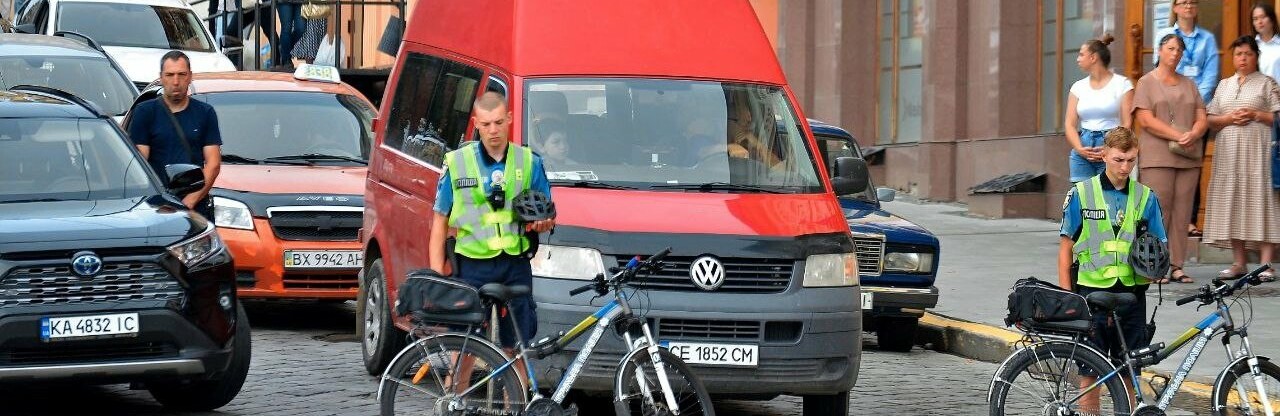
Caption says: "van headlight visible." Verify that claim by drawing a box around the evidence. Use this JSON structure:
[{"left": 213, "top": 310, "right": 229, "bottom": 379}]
[
  {"left": 802, "top": 253, "right": 859, "bottom": 287},
  {"left": 168, "top": 224, "right": 224, "bottom": 267},
  {"left": 530, "top": 245, "right": 605, "bottom": 280},
  {"left": 883, "top": 251, "right": 934, "bottom": 273},
  {"left": 212, "top": 197, "right": 254, "bottom": 230}
]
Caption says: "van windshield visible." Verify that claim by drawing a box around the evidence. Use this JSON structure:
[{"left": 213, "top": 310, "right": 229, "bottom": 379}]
[
  {"left": 525, "top": 79, "right": 823, "bottom": 193},
  {"left": 0, "top": 118, "right": 155, "bottom": 203}
]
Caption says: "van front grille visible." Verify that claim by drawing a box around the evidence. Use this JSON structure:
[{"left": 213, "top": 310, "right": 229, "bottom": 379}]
[
  {"left": 615, "top": 256, "right": 792, "bottom": 293},
  {"left": 657, "top": 319, "right": 761, "bottom": 341}
]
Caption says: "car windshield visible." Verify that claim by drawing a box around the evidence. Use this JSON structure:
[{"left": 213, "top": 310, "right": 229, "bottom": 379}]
[
  {"left": 0, "top": 117, "right": 155, "bottom": 203},
  {"left": 0, "top": 55, "right": 137, "bottom": 116},
  {"left": 199, "top": 91, "right": 375, "bottom": 164},
  {"left": 56, "top": 2, "right": 214, "bottom": 52},
  {"left": 525, "top": 79, "right": 823, "bottom": 193}
]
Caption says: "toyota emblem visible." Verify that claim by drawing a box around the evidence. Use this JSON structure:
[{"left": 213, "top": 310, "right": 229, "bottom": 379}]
[
  {"left": 71, "top": 251, "right": 103, "bottom": 277},
  {"left": 689, "top": 256, "right": 725, "bottom": 291}
]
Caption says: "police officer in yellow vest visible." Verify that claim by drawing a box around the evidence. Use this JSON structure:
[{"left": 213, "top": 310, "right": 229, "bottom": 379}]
[
  {"left": 429, "top": 92, "right": 554, "bottom": 349},
  {"left": 1058, "top": 127, "right": 1167, "bottom": 366}
]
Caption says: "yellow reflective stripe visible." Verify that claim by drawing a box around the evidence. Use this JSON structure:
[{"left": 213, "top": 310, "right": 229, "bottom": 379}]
[
  {"left": 482, "top": 211, "right": 514, "bottom": 224},
  {"left": 485, "top": 235, "right": 519, "bottom": 250},
  {"left": 1100, "top": 240, "right": 1131, "bottom": 253}
]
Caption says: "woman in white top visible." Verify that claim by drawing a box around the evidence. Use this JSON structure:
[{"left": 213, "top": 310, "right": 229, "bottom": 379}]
[
  {"left": 1064, "top": 34, "right": 1135, "bottom": 183},
  {"left": 1254, "top": 3, "right": 1280, "bottom": 81}
]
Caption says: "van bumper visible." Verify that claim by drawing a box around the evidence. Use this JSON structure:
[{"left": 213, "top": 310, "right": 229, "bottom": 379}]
[{"left": 530, "top": 280, "right": 861, "bottom": 397}]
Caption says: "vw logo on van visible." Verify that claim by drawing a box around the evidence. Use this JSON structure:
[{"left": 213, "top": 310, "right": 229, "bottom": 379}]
[
  {"left": 689, "top": 256, "right": 725, "bottom": 291},
  {"left": 70, "top": 251, "right": 104, "bottom": 277}
]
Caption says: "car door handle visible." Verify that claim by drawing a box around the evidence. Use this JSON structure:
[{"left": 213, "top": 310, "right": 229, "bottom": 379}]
[{"left": 411, "top": 179, "right": 427, "bottom": 186}]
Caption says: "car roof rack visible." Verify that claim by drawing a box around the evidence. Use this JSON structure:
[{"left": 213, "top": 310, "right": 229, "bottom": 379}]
[
  {"left": 8, "top": 85, "right": 107, "bottom": 118},
  {"left": 53, "top": 30, "right": 107, "bottom": 53}
]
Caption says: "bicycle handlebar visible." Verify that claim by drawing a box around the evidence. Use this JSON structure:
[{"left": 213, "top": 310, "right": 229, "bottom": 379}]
[
  {"left": 1176, "top": 263, "right": 1271, "bottom": 306},
  {"left": 566, "top": 247, "right": 672, "bottom": 297}
]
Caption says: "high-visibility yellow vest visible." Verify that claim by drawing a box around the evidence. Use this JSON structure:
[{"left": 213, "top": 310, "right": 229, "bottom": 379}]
[
  {"left": 446, "top": 142, "right": 534, "bottom": 259},
  {"left": 1073, "top": 175, "right": 1151, "bottom": 288}
]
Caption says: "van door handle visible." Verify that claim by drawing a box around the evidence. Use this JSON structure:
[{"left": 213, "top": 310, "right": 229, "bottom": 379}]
[{"left": 411, "top": 179, "right": 427, "bottom": 186}]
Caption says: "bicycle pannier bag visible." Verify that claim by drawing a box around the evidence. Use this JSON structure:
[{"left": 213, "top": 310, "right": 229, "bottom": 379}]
[
  {"left": 1005, "top": 276, "right": 1091, "bottom": 327},
  {"left": 395, "top": 269, "right": 485, "bottom": 325}
]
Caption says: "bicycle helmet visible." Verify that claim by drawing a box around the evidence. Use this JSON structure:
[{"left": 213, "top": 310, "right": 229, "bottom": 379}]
[
  {"left": 1129, "top": 229, "right": 1170, "bottom": 281},
  {"left": 513, "top": 190, "right": 556, "bottom": 222}
]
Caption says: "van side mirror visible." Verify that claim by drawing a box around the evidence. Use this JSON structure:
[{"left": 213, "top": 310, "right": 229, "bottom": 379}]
[
  {"left": 830, "top": 157, "right": 869, "bottom": 196},
  {"left": 164, "top": 164, "right": 205, "bottom": 197},
  {"left": 15, "top": 23, "right": 36, "bottom": 34}
]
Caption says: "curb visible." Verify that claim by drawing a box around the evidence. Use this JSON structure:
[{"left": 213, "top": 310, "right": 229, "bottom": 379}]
[{"left": 917, "top": 312, "right": 1215, "bottom": 411}]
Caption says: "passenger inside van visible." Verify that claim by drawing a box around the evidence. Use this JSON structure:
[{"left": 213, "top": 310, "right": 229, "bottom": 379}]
[{"left": 531, "top": 119, "right": 575, "bottom": 169}]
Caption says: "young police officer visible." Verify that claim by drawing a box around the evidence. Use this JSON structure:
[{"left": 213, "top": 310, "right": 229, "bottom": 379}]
[
  {"left": 1058, "top": 127, "right": 1168, "bottom": 407},
  {"left": 428, "top": 91, "right": 554, "bottom": 351}
]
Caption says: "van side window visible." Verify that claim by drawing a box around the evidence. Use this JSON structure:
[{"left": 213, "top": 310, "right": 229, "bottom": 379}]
[{"left": 383, "top": 53, "right": 482, "bottom": 167}]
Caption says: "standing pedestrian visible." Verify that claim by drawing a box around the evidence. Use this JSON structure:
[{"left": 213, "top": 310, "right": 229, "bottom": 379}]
[
  {"left": 1134, "top": 34, "right": 1207, "bottom": 284},
  {"left": 1203, "top": 36, "right": 1280, "bottom": 282},
  {"left": 274, "top": 0, "right": 305, "bottom": 69},
  {"left": 1058, "top": 127, "right": 1167, "bottom": 409},
  {"left": 291, "top": 0, "right": 330, "bottom": 65},
  {"left": 428, "top": 91, "right": 554, "bottom": 354},
  {"left": 127, "top": 51, "right": 223, "bottom": 220},
  {"left": 1254, "top": 3, "right": 1280, "bottom": 82},
  {"left": 1156, "top": 0, "right": 1219, "bottom": 237},
  {"left": 1065, "top": 34, "right": 1134, "bottom": 183}
]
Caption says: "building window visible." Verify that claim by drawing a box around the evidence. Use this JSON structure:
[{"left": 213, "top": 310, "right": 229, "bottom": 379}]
[
  {"left": 1040, "top": 0, "right": 1107, "bottom": 133},
  {"left": 877, "top": 0, "right": 924, "bottom": 144}
]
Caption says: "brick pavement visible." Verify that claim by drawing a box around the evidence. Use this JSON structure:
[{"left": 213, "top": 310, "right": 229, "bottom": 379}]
[{"left": 0, "top": 301, "right": 1201, "bottom": 415}]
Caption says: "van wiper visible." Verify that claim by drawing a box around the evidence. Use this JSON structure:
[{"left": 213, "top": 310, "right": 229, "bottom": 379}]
[
  {"left": 648, "top": 182, "right": 785, "bottom": 194},
  {"left": 551, "top": 180, "right": 637, "bottom": 190},
  {"left": 223, "top": 154, "right": 312, "bottom": 166},
  {"left": 265, "top": 154, "right": 367, "bottom": 165}
]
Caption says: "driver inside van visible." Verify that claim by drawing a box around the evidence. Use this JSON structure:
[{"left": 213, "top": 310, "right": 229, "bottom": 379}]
[{"left": 726, "top": 92, "right": 782, "bottom": 167}]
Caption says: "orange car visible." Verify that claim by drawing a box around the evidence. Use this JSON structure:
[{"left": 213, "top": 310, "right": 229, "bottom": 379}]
[{"left": 125, "top": 65, "right": 377, "bottom": 300}]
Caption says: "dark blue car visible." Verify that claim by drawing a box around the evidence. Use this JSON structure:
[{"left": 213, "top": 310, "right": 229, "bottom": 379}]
[{"left": 810, "top": 119, "right": 940, "bottom": 352}]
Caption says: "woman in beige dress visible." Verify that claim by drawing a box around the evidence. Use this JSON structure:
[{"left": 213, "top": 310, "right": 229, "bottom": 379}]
[
  {"left": 1204, "top": 36, "right": 1280, "bottom": 282},
  {"left": 1134, "top": 33, "right": 1208, "bottom": 284}
]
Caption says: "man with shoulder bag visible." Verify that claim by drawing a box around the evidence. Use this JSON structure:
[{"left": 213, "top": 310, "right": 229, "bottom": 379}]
[{"left": 127, "top": 51, "right": 223, "bottom": 220}]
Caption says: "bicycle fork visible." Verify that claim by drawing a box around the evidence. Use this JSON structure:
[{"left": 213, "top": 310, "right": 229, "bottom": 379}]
[
  {"left": 623, "top": 325, "right": 681, "bottom": 414},
  {"left": 1230, "top": 335, "right": 1275, "bottom": 416}
]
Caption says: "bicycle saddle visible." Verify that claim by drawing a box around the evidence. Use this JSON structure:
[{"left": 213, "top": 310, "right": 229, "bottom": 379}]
[
  {"left": 1085, "top": 291, "right": 1137, "bottom": 312},
  {"left": 479, "top": 283, "right": 532, "bottom": 302}
]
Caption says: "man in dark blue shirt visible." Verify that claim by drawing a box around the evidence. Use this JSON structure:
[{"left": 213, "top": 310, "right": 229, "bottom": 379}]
[{"left": 128, "top": 51, "right": 223, "bottom": 220}]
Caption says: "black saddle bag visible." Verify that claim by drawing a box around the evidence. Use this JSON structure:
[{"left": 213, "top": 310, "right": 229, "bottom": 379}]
[
  {"left": 395, "top": 270, "right": 486, "bottom": 325},
  {"left": 1005, "top": 277, "right": 1092, "bottom": 328}
]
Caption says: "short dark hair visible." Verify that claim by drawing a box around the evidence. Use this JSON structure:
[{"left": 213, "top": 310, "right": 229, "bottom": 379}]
[
  {"left": 1155, "top": 34, "right": 1187, "bottom": 67},
  {"left": 160, "top": 50, "right": 191, "bottom": 72},
  {"left": 1104, "top": 127, "right": 1138, "bottom": 152},
  {"left": 1230, "top": 35, "right": 1262, "bottom": 55}
]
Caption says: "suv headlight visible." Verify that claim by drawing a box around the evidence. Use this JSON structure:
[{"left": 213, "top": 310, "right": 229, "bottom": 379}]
[
  {"left": 212, "top": 197, "right": 254, "bottom": 230},
  {"left": 530, "top": 245, "right": 605, "bottom": 280},
  {"left": 803, "top": 253, "right": 859, "bottom": 287},
  {"left": 168, "top": 224, "right": 224, "bottom": 267},
  {"left": 883, "top": 251, "right": 934, "bottom": 273}
]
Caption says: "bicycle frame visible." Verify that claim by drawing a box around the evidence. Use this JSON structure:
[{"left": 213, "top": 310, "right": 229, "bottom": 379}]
[{"left": 451, "top": 288, "right": 679, "bottom": 413}]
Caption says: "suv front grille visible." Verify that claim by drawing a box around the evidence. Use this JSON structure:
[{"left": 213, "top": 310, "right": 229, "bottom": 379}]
[
  {"left": 852, "top": 236, "right": 885, "bottom": 276},
  {"left": 268, "top": 210, "right": 362, "bottom": 241},
  {"left": 0, "top": 262, "right": 183, "bottom": 307},
  {"left": 615, "top": 256, "right": 793, "bottom": 293},
  {"left": 0, "top": 342, "right": 178, "bottom": 365}
]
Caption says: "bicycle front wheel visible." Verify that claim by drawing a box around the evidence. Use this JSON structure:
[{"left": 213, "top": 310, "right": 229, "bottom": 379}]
[
  {"left": 378, "top": 334, "right": 526, "bottom": 416},
  {"left": 989, "top": 342, "right": 1132, "bottom": 416},
  {"left": 1212, "top": 358, "right": 1280, "bottom": 416},
  {"left": 613, "top": 348, "right": 715, "bottom": 416}
]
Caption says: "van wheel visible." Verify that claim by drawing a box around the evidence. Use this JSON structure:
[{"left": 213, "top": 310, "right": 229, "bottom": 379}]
[
  {"left": 359, "top": 258, "right": 404, "bottom": 375},
  {"left": 876, "top": 317, "right": 918, "bottom": 352},
  {"left": 150, "top": 303, "right": 251, "bottom": 410},
  {"left": 802, "top": 391, "right": 849, "bottom": 416}
]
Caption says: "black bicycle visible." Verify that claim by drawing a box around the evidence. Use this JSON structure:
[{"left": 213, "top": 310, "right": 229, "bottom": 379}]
[{"left": 377, "top": 248, "right": 715, "bottom": 416}]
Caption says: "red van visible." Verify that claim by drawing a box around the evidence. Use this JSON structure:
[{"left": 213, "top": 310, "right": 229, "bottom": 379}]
[{"left": 359, "top": 1, "right": 869, "bottom": 413}]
